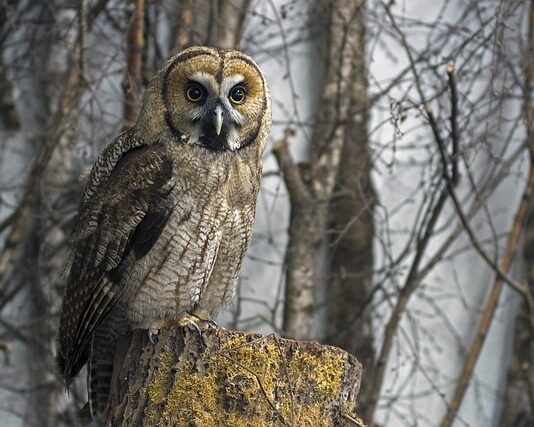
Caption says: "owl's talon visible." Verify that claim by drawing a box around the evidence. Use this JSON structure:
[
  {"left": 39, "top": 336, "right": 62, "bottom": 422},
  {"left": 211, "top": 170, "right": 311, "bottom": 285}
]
[
  {"left": 201, "top": 318, "right": 218, "bottom": 328},
  {"left": 148, "top": 328, "right": 159, "bottom": 344},
  {"left": 186, "top": 320, "right": 202, "bottom": 336},
  {"left": 178, "top": 315, "right": 204, "bottom": 340}
]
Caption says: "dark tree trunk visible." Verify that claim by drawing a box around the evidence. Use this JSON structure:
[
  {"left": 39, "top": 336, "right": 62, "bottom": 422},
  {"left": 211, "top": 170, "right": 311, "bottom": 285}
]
[{"left": 324, "top": 0, "right": 376, "bottom": 415}]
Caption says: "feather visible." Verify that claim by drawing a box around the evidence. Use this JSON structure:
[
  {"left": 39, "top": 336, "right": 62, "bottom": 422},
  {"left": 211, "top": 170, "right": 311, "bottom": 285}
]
[{"left": 58, "top": 141, "right": 174, "bottom": 383}]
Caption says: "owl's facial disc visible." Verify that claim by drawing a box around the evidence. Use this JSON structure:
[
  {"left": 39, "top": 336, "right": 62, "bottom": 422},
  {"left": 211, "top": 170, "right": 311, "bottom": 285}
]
[
  {"left": 160, "top": 48, "right": 269, "bottom": 154},
  {"left": 185, "top": 73, "right": 246, "bottom": 152}
]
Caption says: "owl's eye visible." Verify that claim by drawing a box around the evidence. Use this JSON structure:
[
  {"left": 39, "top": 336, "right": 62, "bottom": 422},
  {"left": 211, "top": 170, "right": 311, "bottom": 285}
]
[
  {"left": 185, "top": 84, "right": 205, "bottom": 103},
  {"left": 229, "top": 85, "right": 246, "bottom": 104}
]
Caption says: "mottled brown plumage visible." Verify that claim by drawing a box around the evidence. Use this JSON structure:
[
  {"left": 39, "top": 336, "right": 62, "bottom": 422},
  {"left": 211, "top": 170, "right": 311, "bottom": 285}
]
[{"left": 57, "top": 46, "right": 271, "bottom": 418}]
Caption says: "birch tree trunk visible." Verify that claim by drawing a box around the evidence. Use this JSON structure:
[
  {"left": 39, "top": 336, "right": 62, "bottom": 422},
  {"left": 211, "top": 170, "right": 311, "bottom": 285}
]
[{"left": 278, "top": 0, "right": 373, "bottom": 344}]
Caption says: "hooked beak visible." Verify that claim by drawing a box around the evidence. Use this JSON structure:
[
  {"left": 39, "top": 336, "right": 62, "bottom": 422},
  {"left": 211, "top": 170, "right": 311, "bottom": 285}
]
[{"left": 214, "top": 105, "right": 223, "bottom": 136}]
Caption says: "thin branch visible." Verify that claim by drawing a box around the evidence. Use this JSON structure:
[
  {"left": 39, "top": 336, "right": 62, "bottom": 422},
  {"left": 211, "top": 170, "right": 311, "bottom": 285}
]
[{"left": 447, "top": 64, "right": 459, "bottom": 185}]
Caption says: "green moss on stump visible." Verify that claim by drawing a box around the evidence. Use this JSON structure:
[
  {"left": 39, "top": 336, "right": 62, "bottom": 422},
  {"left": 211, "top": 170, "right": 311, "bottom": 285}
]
[{"left": 108, "top": 325, "right": 362, "bottom": 426}]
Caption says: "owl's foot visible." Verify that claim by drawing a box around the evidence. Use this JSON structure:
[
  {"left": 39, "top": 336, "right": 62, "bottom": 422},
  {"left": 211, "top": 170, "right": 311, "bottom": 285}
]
[
  {"left": 197, "top": 317, "right": 218, "bottom": 328},
  {"left": 178, "top": 314, "right": 203, "bottom": 337},
  {"left": 143, "top": 319, "right": 169, "bottom": 344},
  {"left": 191, "top": 308, "right": 219, "bottom": 329},
  {"left": 148, "top": 328, "right": 159, "bottom": 344}
]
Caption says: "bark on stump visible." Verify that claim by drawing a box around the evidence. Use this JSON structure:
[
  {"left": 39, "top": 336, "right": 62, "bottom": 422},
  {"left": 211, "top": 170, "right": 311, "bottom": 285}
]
[{"left": 105, "top": 323, "right": 364, "bottom": 426}]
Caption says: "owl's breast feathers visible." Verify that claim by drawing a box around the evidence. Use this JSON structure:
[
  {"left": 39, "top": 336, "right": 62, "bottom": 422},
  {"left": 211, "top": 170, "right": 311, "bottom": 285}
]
[
  {"left": 57, "top": 140, "right": 174, "bottom": 383},
  {"left": 57, "top": 135, "right": 261, "bottom": 384}
]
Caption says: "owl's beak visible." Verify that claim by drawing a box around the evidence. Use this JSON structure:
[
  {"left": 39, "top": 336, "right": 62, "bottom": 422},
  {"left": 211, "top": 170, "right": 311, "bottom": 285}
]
[{"left": 213, "top": 105, "right": 224, "bottom": 136}]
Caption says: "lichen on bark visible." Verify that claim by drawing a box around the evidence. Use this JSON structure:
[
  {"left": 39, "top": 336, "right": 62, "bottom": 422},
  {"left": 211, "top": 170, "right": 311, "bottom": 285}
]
[{"left": 106, "top": 324, "right": 363, "bottom": 426}]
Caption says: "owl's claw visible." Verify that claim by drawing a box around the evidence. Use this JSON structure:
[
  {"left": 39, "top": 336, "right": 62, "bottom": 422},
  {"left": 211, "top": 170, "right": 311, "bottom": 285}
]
[
  {"left": 148, "top": 328, "right": 159, "bottom": 344},
  {"left": 202, "top": 318, "right": 219, "bottom": 328},
  {"left": 178, "top": 315, "right": 202, "bottom": 336},
  {"left": 190, "top": 308, "right": 218, "bottom": 329}
]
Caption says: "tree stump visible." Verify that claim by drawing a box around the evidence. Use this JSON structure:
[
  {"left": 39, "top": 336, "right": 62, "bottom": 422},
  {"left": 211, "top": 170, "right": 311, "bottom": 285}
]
[{"left": 105, "top": 323, "right": 364, "bottom": 426}]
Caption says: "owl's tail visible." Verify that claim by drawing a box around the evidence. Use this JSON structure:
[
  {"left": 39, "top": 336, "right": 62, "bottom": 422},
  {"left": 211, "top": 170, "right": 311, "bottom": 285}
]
[
  {"left": 87, "top": 332, "right": 115, "bottom": 419},
  {"left": 86, "top": 309, "right": 128, "bottom": 420}
]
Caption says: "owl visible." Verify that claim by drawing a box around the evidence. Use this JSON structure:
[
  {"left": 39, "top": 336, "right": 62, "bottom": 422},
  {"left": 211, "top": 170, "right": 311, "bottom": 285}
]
[{"left": 57, "top": 46, "right": 271, "bottom": 418}]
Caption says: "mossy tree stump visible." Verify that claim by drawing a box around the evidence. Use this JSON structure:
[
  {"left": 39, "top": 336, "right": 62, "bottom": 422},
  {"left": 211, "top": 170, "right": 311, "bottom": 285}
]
[{"left": 105, "top": 323, "right": 364, "bottom": 426}]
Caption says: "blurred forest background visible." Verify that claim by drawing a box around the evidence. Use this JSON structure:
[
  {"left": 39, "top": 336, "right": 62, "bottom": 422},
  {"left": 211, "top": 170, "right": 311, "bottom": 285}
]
[{"left": 0, "top": 0, "right": 533, "bottom": 426}]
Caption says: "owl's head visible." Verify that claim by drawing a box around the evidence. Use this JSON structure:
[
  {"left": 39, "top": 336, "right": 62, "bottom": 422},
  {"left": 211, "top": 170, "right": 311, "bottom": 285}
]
[{"left": 138, "top": 46, "right": 271, "bottom": 154}]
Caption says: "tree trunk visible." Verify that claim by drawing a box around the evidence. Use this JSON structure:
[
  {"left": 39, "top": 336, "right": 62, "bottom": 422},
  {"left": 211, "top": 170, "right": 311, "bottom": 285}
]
[
  {"left": 283, "top": 199, "right": 323, "bottom": 339},
  {"left": 105, "top": 324, "right": 364, "bottom": 426},
  {"left": 278, "top": 0, "right": 367, "bottom": 342},
  {"left": 324, "top": 0, "right": 375, "bottom": 415},
  {"left": 172, "top": 0, "right": 249, "bottom": 51}
]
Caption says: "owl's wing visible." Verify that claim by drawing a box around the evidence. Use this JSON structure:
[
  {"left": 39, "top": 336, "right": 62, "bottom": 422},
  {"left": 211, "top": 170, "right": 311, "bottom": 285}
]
[{"left": 58, "top": 143, "right": 174, "bottom": 383}]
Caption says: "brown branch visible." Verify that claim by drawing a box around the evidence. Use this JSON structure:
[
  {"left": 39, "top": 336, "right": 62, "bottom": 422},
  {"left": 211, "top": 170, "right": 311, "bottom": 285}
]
[
  {"left": 170, "top": 1, "right": 193, "bottom": 54},
  {"left": 122, "top": 0, "right": 144, "bottom": 129},
  {"left": 446, "top": 180, "right": 532, "bottom": 300},
  {"left": 417, "top": 142, "right": 526, "bottom": 281}
]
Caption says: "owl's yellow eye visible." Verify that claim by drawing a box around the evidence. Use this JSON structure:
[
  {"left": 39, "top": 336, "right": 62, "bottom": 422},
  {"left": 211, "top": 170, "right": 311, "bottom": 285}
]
[
  {"left": 185, "top": 84, "right": 205, "bottom": 103},
  {"left": 229, "top": 85, "right": 246, "bottom": 104}
]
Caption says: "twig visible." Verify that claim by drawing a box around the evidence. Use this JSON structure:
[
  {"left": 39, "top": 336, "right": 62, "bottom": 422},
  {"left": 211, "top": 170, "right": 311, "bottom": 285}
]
[
  {"left": 343, "top": 413, "right": 367, "bottom": 426},
  {"left": 220, "top": 352, "right": 291, "bottom": 426},
  {"left": 447, "top": 64, "right": 459, "bottom": 185},
  {"left": 0, "top": 211, "right": 16, "bottom": 234}
]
